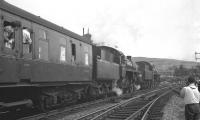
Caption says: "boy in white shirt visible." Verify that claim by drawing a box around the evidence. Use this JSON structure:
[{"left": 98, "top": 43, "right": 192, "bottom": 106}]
[{"left": 178, "top": 76, "right": 200, "bottom": 120}]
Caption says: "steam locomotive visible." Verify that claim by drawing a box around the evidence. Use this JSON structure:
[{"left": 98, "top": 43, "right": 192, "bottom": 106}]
[{"left": 0, "top": 1, "right": 160, "bottom": 112}]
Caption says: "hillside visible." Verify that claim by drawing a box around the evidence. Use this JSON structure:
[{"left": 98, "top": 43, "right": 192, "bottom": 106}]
[{"left": 133, "top": 57, "right": 198, "bottom": 72}]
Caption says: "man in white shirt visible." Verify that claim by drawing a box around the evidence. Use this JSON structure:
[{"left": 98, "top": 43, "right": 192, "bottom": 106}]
[{"left": 180, "top": 76, "right": 200, "bottom": 120}]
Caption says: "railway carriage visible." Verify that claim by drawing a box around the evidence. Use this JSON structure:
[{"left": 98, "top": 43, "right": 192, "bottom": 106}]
[
  {"left": 0, "top": 0, "right": 93, "bottom": 111},
  {"left": 0, "top": 0, "right": 160, "bottom": 112}
]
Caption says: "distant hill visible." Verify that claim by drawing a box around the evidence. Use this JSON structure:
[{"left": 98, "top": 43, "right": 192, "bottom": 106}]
[{"left": 133, "top": 57, "right": 198, "bottom": 72}]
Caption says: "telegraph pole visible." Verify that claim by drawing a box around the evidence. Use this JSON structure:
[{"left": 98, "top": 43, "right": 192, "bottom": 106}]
[
  {"left": 195, "top": 52, "right": 200, "bottom": 62},
  {"left": 195, "top": 52, "right": 200, "bottom": 81}
]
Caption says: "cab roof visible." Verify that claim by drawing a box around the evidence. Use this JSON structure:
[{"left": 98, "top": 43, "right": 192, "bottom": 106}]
[{"left": 97, "top": 46, "right": 124, "bottom": 56}]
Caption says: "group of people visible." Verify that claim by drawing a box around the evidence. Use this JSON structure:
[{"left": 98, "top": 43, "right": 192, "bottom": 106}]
[{"left": 172, "top": 76, "right": 200, "bottom": 120}]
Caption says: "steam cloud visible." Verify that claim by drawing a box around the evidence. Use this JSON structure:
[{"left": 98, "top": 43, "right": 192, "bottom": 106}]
[
  {"left": 112, "top": 87, "right": 123, "bottom": 96},
  {"left": 8, "top": 0, "right": 200, "bottom": 61}
]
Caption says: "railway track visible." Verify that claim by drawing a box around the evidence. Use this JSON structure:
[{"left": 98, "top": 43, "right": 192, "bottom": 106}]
[
  {"left": 80, "top": 87, "right": 175, "bottom": 120},
  {"left": 141, "top": 89, "right": 175, "bottom": 120},
  {"left": 16, "top": 96, "right": 118, "bottom": 120},
  {"left": 5, "top": 86, "right": 173, "bottom": 120},
  {"left": 15, "top": 89, "right": 148, "bottom": 120},
  {"left": 66, "top": 87, "right": 174, "bottom": 120}
]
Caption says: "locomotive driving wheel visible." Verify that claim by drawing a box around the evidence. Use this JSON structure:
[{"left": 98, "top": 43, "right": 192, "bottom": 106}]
[
  {"left": 37, "top": 88, "right": 79, "bottom": 112},
  {"left": 38, "top": 94, "right": 50, "bottom": 112},
  {"left": 86, "top": 85, "right": 99, "bottom": 100}
]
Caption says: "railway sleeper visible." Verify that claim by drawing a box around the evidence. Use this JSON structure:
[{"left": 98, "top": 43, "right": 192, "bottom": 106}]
[
  {"left": 108, "top": 114, "right": 129, "bottom": 119},
  {"left": 142, "top": 93, "right": 157, "bottom": 100}
]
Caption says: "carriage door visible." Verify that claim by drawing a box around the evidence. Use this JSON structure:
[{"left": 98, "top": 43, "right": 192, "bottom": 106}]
[
  {"left": 1, "top": 15, "right": 21, "bottom": 57},
  {"left": 18, "top": 25, "right": 33, "bottom": 82},
  {"left": 0, "top": 15, "right": 21, "bottom": 82}
]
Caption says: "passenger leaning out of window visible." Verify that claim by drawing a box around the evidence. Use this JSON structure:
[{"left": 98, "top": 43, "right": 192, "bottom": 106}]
[{"left": 4, "top": 25, "right": 15, "bottom": 49}]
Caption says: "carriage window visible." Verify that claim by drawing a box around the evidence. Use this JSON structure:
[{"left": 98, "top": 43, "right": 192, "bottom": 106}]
[
  {"left": 85, "top": 53, "right": 89, "bottom": 65},
  {"left": 71, "top": 43, "right": 76, "bottom": 62},
  {"left": 3, "top": 21, "right": 15, "bottom": 49},
  {"left": 60, "top": 46, "right": 66, "bottom": 62},
  {"left": 38, "top": 40, "right": 48, "bottom": 61},
  {"left": 38, "top": 29, "right": 46, "bottom": 40},
  {"left": 22, "top": 28, "right": 32, "bottom": 54},
  {"left": 84, "top": 46, "right": 89, "bottom": 65},
  {"left": 38, "top": 47, "right": 41, "bottom": 59}
]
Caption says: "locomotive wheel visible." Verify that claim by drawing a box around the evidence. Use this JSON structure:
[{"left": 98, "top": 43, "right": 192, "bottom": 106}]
[
  {"left": 105, "top": 84, "right": 113, "bottom": 97},
  {"left": 38, "top": 90, "right": 78, "bottom": 112},
  {"left": 38, "top": 95, "right": 49, "bottom": 112},
  {"left": 99, "top": 84, "right": 108, "bottom": 96},
  {"left": 38, "top": 95, "right": 56, "bottom": 111},
  {"left": 86, "top": 86, "right": 99, "bottom": 100},
  {"left": 130, "top": 85, "right": 134, "bottom": 93}
]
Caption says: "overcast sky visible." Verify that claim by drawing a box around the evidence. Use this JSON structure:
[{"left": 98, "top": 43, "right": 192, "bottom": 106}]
[{"left": 5, "top": 0, "right": 200, "bottom": 61}]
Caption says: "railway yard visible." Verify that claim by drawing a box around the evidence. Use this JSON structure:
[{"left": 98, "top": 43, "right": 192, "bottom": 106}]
[{"left": 0, "top": 1, "right": 196, "bottom": 120}]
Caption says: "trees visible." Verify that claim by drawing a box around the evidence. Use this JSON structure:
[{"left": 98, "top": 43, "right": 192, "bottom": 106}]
[
  {"left": 174, "top": 65, "right": 189, "bottom": 77},
  {"left": 173, "top": 64, "right": 200, "bottom": 77}
]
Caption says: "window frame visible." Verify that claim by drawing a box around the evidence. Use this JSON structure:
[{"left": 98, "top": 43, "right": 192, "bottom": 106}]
[
  {"left": 22, "top": 27, "right": 33, "bottom": 58},
  {"left": 38, "top": 28, "right": 49, "bottom": 61},
  {"left": 3, "top": 20, "right": 16, "bottom": 51},
  {"left": 0, "top": 14, "right": 21, "bottom": 57},
  {"left": 83, "top": 46, "right": 89, "bottom": 66},
  {"left": 71, "top": 43, "right": 76, "bottom": 63},
  {"left": 59, "top": 45, "right": 66, "bottom": 62}
]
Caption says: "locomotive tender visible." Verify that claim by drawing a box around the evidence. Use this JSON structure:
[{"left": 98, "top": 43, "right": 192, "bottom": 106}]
[
  {"left": 0, "top": 0, "right": 159, "bottom": 111},
  {"left": 136, "top": 61, "right": 160, "bottom": 89}
]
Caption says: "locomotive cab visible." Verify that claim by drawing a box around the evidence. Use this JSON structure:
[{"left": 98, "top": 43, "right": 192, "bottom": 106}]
[{"left": 93, "top": 46, "right": 122, "bottom": 95}]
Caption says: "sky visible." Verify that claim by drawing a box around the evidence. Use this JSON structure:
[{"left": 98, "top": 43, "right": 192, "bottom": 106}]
[{"left": 5, "top": 0, "right": 200, "bottom": 61}]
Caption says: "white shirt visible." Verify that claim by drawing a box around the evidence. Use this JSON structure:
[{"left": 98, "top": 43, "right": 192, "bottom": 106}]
[{"left": 180, "top": 83, "right": 200, "bottom": 104}]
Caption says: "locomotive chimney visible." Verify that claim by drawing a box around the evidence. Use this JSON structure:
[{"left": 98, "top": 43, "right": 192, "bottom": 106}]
[
  {"left": 127, "top": 56, "right": 131, "bottom": 60},
  {"left": 83, "top": 28, "right": 85, "bottom": 36}
]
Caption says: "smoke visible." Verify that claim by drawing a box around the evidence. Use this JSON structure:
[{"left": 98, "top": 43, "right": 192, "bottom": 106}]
[
  {"left": 134, "top": 84, "right": 141, "bottom": 90},
  {"left": 89, "top": 0, "right": 200, "bottom": 61},
  {"left": 112, "top": 80, "right": 123, "bottom": 96},
  {"left": 112, "top": 87, "right": 123, "bottom": 96}
]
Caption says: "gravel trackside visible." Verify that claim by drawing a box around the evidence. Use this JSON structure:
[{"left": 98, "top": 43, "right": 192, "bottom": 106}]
[{"left": 162, "top": 95, "right": 185, "bottom": 120}]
